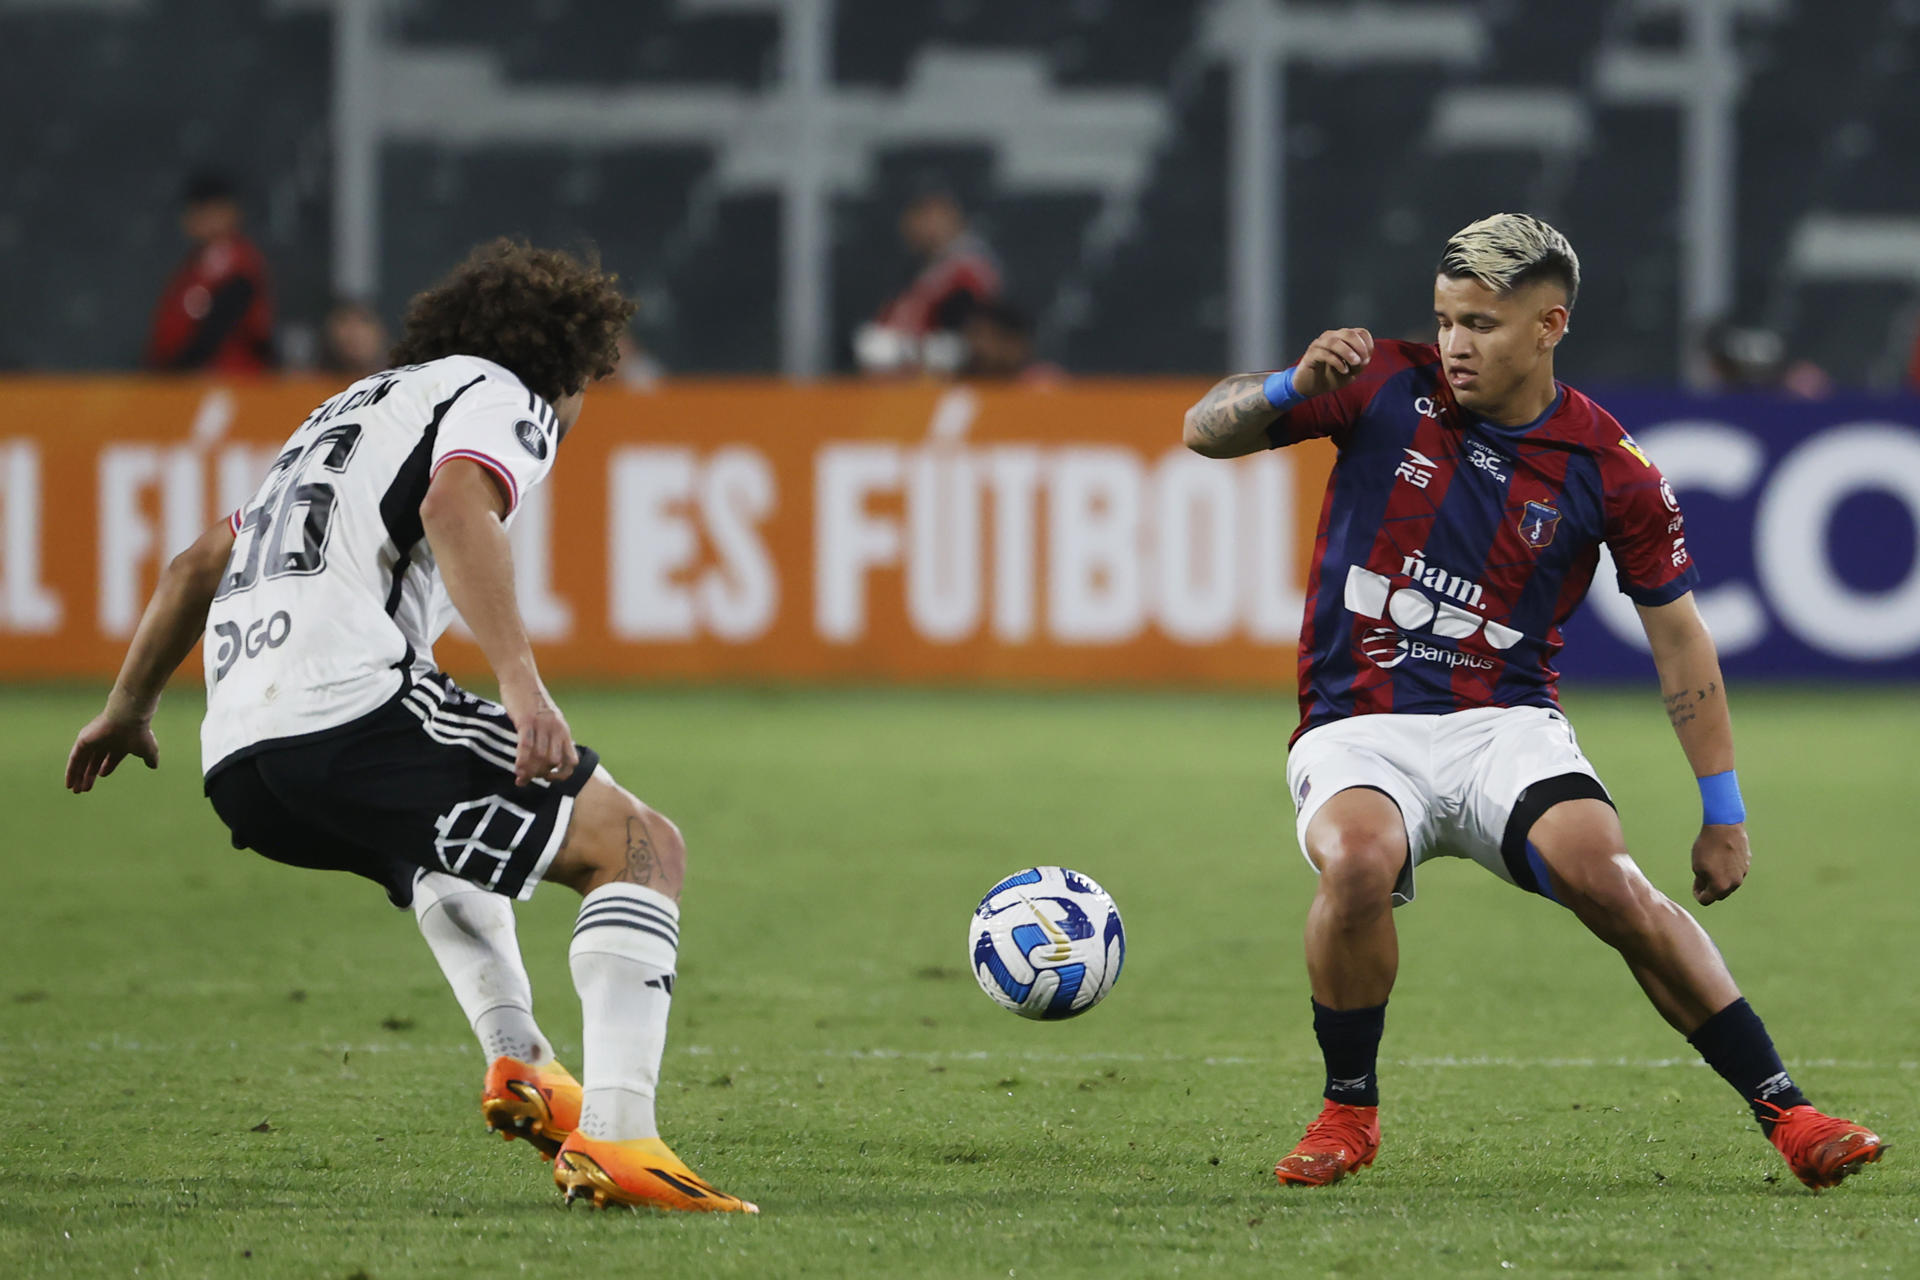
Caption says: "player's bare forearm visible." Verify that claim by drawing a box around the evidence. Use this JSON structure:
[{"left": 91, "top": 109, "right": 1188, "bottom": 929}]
[
  {"left": 1638, "top": 595, "right": 1734, "bottom": 777},
  {"left": 421, "top": 461, "right": 541, "bottom": 699},
  {"left": 1184, "top": 329, "right": 1375, "bottom": 459},
  {"left": 1183, "top": 373, "right": 1280, "bottom": 458},
  {"left": 110, "top": 521, "right": 234, "bottom": 718},
  {"left": 1639, "top": 593, "right": 1748, "bottom": 903},
  {"left": 421, "top": 460, "right": 578, "bottom": 783},
  {"left": 67, "top": 520, "right": 232, "bottom": 791}
]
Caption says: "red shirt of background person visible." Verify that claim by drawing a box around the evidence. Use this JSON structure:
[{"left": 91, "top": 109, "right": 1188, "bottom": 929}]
[
  {"left": 855, "top": 189, "right": 1002, "bottom": 375},
  {"left": 144, "top": 172, "right": 276, "bottom": 374}
]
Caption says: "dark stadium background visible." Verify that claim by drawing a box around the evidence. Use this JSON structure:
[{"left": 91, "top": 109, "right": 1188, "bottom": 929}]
[{"left": 5, "top": 0, "right": 1919, "bottom": 388}]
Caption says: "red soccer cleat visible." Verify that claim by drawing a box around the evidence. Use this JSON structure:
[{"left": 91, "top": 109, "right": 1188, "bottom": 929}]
[
  {"left": 1275, "top": 1100, "right": 1380, "bottom": 1187},
  {"left": 1763, "top": 1103, "right": 1887, "bottom": 1189}
]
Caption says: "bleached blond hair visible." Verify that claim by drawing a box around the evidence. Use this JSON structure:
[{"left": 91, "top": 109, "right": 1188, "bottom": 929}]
[{"left": 1438, "top": 213, "right": 1580, "bottom": 309}]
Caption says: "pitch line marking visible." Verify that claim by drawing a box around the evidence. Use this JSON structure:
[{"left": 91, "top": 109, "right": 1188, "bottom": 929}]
[{"left": 8, "top": 1040, "right": 1912, "bottom": 1073}]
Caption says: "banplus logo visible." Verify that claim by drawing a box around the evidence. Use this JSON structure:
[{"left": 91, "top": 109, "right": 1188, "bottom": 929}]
[{"left": 1361, "top": 626, "right": 1411, "bottom": 668}]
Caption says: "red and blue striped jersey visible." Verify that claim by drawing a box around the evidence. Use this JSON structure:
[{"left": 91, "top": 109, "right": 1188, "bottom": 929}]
[{"left": 1268, "top": 340, "right": 1697, "bottom": 743}]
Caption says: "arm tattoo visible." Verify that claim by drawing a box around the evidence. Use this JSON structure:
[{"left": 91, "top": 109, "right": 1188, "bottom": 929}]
[
  {"left": 621, "top": 814, "right": 660, "bottom": 886},
  {"left": 1662, "top": 681, "right": 1718, "bottom": 731},
  {"left": 1185, "top": 373, "right": 1280, "bottom": 448}
]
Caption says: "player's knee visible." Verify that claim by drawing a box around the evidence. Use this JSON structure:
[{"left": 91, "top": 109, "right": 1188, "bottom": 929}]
[
  {"left": 549, "top": 776, "right": 687, "bottom": 901},
  {"left": 630, "top": 800, "right": 687, "bottom": 888},
  {"left": 1312, "top": 827, "right": 1404, "bottom": 907},
  {"left": 594, "top": 792, "right": 684, "bottom": 897}
]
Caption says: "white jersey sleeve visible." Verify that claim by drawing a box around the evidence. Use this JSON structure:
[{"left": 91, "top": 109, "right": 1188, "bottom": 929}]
[{"left": 430, "top": 377, "right": 560, "bottom": 516}]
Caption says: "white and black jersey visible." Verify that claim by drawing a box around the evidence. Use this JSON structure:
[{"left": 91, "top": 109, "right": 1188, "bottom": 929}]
[{"left": 200, "top": 355, "right": 561, "bottom": 776}]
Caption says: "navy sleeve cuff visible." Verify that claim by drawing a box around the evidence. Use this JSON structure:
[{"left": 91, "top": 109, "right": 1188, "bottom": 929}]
[{"left": 1619, "top": 562, "right": 1700, "bottom": 607}]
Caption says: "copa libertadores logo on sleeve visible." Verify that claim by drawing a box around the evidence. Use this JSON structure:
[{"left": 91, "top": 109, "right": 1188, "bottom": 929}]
[{"left": 513, "top": 418, "right": 549, "bottom": 460}]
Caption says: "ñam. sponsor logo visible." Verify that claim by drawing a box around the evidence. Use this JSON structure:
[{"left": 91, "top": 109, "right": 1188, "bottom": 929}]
[
  {"left": 1344, "top": 560, "right": 1525, "bottom": 651},
  {"left": 1401, "top": 547, "right": 1485, "bottom": 608}
]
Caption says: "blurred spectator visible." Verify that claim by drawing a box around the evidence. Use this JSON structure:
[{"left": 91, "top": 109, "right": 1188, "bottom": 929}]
[
  {"left": 961, "top": 301, "right": 1065, "bottom": 386},
  {"left": 143, "top": 171, "right": 276, "bottom": 373},
  {"left": 613, "top": 328, "right": 665, "bottom": 391},
  {"left": 319, "top": 299, "right": 390, "bottom": 378},
  {"left": 854, "top": 187, "right": 1002, "bottom": 377},
  {"left": 1700, "top": 321, "right": 1830, "bottom": 398}
]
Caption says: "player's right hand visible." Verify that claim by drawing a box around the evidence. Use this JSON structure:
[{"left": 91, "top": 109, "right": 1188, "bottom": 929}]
[
  {"left": 1292, "top": 328, "right": 1374, "bottom": 399},
  {"left": 505, "top": 686, "right": 579, "bottom": 787},
  {"left": 65, "top": 710, "right": 159, "bottom": 794},
  {"left": 1691, "top": 822, "right": 1750, "bottom": 905}
]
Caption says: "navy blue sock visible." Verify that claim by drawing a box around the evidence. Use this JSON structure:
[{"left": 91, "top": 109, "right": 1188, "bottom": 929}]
[
  {"left": 1313, "top": 999, "right": 1386, "bottom": 1107},
  {"left": 1687, "top": 998, "right": 1809, "bottom": 1132}
]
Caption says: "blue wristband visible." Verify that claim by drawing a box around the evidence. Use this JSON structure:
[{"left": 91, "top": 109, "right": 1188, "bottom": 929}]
[
  {"left": 1698, "top": 770, "right": 1745, "bottom": 826},
  {"left": 1263, "top": 366, "right": 1304, "bottom": 412}
]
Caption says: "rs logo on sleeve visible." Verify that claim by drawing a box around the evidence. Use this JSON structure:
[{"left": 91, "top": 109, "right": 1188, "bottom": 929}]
[{"left": 513, "top": 418, "right": 549, "bottom": 460}]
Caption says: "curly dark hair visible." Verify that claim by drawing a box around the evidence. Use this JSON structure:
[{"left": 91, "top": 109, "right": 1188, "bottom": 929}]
[{"left": 390, "top": 239, "right": 636, "bottom": 404}]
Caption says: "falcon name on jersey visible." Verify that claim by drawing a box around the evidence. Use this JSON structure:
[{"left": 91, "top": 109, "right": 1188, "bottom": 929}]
[
  {"left": 1267, "top": 340, "right": 1697, "bottom": 743},
  {"left": 200, "top": 355, "right": 561, "bottom": 775}
]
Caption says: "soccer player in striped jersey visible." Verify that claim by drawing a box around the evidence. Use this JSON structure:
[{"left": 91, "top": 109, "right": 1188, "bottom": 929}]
[
  {"left": 67, "top": 240, "right": 755, "bottom": 1213},
  {"left": 1183, "top": 213, "right": 1886, "bottom": 1191}
]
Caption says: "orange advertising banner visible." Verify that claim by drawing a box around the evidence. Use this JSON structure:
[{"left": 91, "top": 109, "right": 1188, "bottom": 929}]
[{"left": 0, "top": 378, "right": 1334, "bottom": 684}]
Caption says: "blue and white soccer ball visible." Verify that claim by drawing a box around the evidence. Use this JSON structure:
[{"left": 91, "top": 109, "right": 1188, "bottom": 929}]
[{"left": 969, "top": 866, "right": 1125, "bottom": 1021}]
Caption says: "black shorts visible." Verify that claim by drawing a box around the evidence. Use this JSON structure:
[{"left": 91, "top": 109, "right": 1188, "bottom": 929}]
[{"left": 206, "top": 672, "right": 601, "bottom": 908}]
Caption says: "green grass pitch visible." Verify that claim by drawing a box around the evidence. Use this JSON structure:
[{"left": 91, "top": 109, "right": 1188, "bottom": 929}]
[{"left": 3, "top": 684, "right": 1915, "bottom": 1278}]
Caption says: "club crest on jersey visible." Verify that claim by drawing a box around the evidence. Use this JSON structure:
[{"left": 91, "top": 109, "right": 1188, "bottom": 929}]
[
  {"left": 1519, "top": 501, "right": 1561, "bottom": 549},
  {"left": 513, "top": 418, "right": 549, "bottom": 460}
]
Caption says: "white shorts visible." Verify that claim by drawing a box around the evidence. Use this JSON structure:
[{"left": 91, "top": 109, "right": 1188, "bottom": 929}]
[{"left": 1284, "top": 706, "right": 1609, "bottom": 906}]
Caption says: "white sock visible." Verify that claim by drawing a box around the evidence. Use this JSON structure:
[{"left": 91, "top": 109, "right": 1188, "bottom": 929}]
[
  {"left": 412, "top": 870, "right": 553, "bottom": 1065},
  {"left": 569, "top": 882, "right": 679, "bottom": 1141}
]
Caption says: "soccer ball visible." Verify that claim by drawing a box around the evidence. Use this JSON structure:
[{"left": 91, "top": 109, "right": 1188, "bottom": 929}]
[{"left": 969, "top": 866, "right": 1125, "bottom": 1020}]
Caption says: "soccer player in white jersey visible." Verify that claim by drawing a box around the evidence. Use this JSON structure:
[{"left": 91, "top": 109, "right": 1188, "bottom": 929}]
[{"left": 67, "top": 240, "right": 754, "bottom": 1213}]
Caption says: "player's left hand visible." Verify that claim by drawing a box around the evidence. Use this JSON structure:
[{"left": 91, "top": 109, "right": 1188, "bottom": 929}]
[
  {"left": 1691, "top": 823, "right": 1749, "bottom": 905},
  {"left": 65, "top": 709, "right": 159, "bottom": 794}
]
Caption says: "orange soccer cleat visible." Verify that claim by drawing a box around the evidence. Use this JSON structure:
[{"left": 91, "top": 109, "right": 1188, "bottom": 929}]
[
  {"left": 1275, "top": 1100, "right": 1381, "bottom": 1187},
  {"left": 480, "top": 1056, "right": 582, "bottom": 1159},
  {"left": 553, "top": 1132, "right": 759, "bottom": 1213},
  {"left": 1763, "top": 1103, "right": 1887, "bottom": 1189}
]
